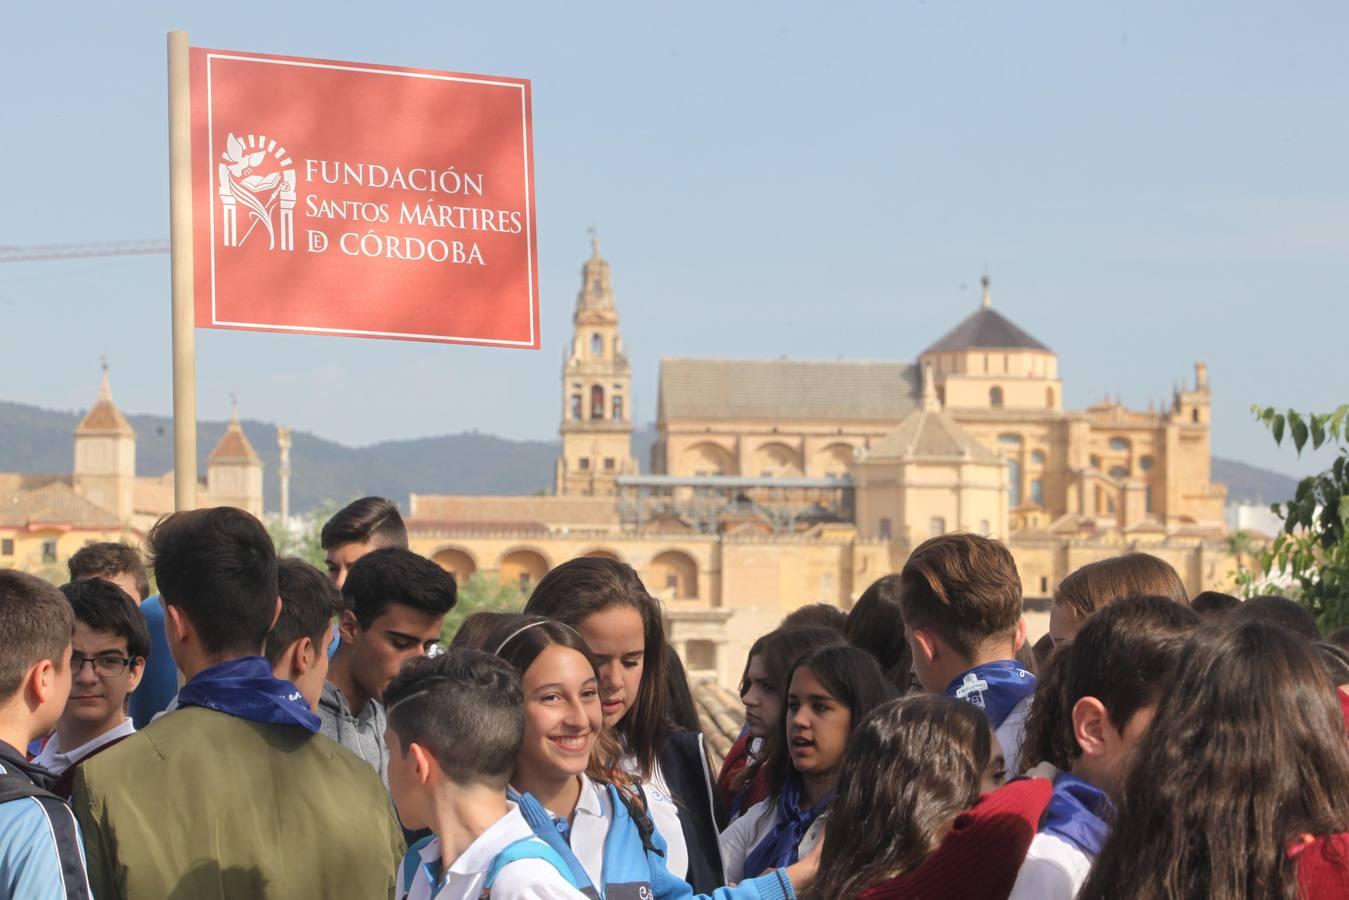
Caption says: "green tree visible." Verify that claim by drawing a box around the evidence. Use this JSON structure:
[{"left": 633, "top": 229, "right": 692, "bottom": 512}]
[
  {"left": 267, "top": 500, "right": 336, "bottom": 570},
  {"left": 440, "top": 573, "right": 527, "bottom": 645},
  {"left": 1249, "top": 404, "right": 1349, "bottom": 630}
]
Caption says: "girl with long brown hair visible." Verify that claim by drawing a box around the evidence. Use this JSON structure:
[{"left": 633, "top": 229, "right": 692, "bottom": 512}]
[{"left": 1077, "top": 619, "right": 1349, "bottom": 900}]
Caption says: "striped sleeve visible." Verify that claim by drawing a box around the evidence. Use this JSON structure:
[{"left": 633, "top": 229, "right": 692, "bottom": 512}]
[{"left": 0, "top": 796, "right": 93, "bottom": 900}]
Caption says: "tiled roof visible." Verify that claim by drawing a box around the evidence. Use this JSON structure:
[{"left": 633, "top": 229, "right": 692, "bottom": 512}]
[
  {"left": 77, "top": 400, "right": 134, "bottom": 436},
  {"left": 691, "top": 679, "right": 744, "bottom": 770},
  {"left": 862, "top": 408, "right": 1002, "bottom": 464},
  {"left": 0, "top": 482, "right": 125, "bottom": 529},
  {"left": 659, "top": 358, "right": 920, "bottom": 422},
  {"left": 923, "top": 307, "right": 1050, "bottom": 354},
  {"left": 208, "top": 424, "right": 260, "bottom": 465}
]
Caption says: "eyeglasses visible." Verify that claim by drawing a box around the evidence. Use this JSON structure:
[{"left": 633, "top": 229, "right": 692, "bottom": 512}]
[{"left": 71, "top": 655, "right": 138, "bottom": 678}]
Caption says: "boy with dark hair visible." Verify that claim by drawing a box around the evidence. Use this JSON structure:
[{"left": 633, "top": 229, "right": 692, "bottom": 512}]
[
  {"left": 0, "top": 569, "right": 91, "bottom": 899},
  {"left": 35, "top": 580, "right": 148, "bottom": 798},
  {"left": 321, "top": 496, "right": 409, "bottom": 588},
  {"left": 900, "top": 532, "right": 1036, "bottom": 772},
  {"left": 323, "top": 547, "right": 457, "bottom": 783},
  {"left": 67, "top": 541, "right": 150, "bottom": 603},
  {"left": 386, "top": 649, "right": 585, "bottom": 900},
  {"left": 778, "top": 602, "right": 847, "bottom": 633},
  {"left": 72, "top": 507, "right": 404, "bottom": 899},
  {"left": 265, "top": 557, "right": 347, "bottom": 709}
]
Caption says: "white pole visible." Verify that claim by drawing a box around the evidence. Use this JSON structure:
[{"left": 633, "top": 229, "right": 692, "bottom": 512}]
[{"left": 167, "top": 31, "right": 197, "bottom": 511}]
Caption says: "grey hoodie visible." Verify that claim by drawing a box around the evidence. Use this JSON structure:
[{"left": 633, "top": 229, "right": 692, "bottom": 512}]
[{"left": 317, "top": 681, "right": 389, "bottom": 785}]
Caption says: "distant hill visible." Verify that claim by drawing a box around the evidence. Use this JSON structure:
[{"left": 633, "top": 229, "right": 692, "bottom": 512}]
[
  {"left": 1212, "top": 456, "right": 1299, "bottom": 506},
  {"left": 0, "top": 397, "right": 1301, "bottom": 513}
]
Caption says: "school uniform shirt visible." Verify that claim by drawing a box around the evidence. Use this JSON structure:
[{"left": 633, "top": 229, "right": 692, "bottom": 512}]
[
  {"left": 1006, "top": 833, "right": 1091, "bottom": 900},
  {"left": 620, "top": 752, "right": 690, "bottom": 880},
  {"left": 397, "top": 803, "right": 588, "bottom": 900},
  {"left": 32, "top": 719, "right": 137, "bottom": 776},
  {"left": 0, "top": 740, "right": 93, "bottom": 900},
  {"left": 718, "top": 796, "right": 826, "bottom": 884}
]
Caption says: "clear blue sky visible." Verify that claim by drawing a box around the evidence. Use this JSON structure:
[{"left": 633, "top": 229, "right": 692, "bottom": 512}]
[{"left": 2, "top": 1, "right": 1345, "bottom": 477}]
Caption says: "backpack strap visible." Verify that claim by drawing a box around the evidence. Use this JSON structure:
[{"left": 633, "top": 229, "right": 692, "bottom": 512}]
[
  {"left": 611, "top": 783, "right": 663, "bottom": 859},
  {"left": 399, "top": 834, "right": 436, "bottom": 896},
  {"left": 0, "top": 768, "right": 92, "bottom": 900},
  {"left": 482, "top": 837, "right": 579, "bottom": 893}
]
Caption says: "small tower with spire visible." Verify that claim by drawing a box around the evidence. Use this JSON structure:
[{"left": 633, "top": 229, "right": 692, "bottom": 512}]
[
  {"left": 206, "top": 396, "right": 264, "bottom": 518},
  {"left": 73, "top": 359, "right": 137, "bottom": 522},
  {"left": 556, "top": 232, "right": 638, "bottom": 496}
]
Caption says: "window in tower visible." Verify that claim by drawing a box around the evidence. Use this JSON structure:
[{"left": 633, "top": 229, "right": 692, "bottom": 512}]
[
  {"left": 570, "top": 395, "right": 582, "bottom": 420},
  {"left": 592, "top": 277, "right": 603, "bottom": 294},
  {"left": 604, "top": 458, "right": 616, "bottom": 470},
  {"left": 612, "top": 395, "right": 624, "bottom": 421},
  {"left": 591, "top": 333, "right": 603, "bottom": 356},
  {"left": 579, "top": 457, "right": 590, "bottom": 470},
  {"left": 990, "top": 386, "right": 1004, "bottom": 407},
  {"left": 591, "top": 385, "right": 605, "bottom": 419}
]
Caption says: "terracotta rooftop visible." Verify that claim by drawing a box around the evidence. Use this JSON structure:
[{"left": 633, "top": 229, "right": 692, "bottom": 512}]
[
  {"left": 691, "top": 678, "right": 744, "bottom": 771},
  {"left": 76, "top": 369, "right": 133, "bottom": 436},
  {"left": 659, "top": 358, "right": 920, "bottom": 423},
  {"left": 208, "top": 410, "right": 261, "bottom": 465},
  {"left": 0, "top": 482, "right": 125, "bottom": 529}
]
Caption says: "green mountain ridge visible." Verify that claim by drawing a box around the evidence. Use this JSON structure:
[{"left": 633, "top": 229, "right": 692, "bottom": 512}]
[{"left": 0, "top": 398, "right": 1299, "bottom": 515}]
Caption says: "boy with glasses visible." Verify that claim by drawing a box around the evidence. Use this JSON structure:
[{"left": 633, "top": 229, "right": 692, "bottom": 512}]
[{"left": 35, "top": 580, "right": 147, "bottom": 798}]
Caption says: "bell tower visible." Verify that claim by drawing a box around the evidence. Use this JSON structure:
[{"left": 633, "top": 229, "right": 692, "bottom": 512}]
[
  {"left": 556, "top": 233, "right": 637, "bottom": 495},
  {"left": 73, "top": 360, "right": 136, "bottom": 523}
]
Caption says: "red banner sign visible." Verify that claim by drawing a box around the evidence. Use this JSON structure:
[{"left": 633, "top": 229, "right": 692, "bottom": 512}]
[{"left": 189, "top": 48, "right": 538, "bottom": 348}]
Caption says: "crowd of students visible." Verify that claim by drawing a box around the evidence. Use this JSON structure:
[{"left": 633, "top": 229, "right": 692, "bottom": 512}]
[{"left": 2, "top": 496, "right": 1349, "bottom": 899}]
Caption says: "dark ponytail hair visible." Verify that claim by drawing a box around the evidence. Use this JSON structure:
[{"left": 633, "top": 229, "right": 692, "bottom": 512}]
[
  {"left": 1078, "top": 619, "right": 1349, "bottom": 900},
  {"left": 800, "top": 695, "right": 989, "bottom": 899},
  {"left": 844, "top": 574, "right": 913, "bottom": 690},
  {"left": 760, "top": 645, "right": 896, "bottom": 803},
  {"left": 1020, "top": 594, "right": 1199, "bottom": 774},
  {"left": 524, "top": 557, "right": 673, "bottom": 778}
]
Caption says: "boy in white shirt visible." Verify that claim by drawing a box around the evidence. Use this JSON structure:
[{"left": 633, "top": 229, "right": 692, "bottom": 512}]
[
  {"left": 385, "top": 648, "right": 589, "bottom": 900},
  {"left": 34, "top": 579, "right": 146, "bottom": 797}
]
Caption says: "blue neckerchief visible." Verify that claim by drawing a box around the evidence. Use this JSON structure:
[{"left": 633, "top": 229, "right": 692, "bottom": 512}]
[
  {"left": 743, "top": 774, "right": 831, "bottom": 878},
  {"left": 1041, "top": 773, "right": 1112, "bottom": 857},
  {"left": 946, "top": 660, "right": 1036, "bottom": 729},
  {"left": 176, "top": 656, "right": 321, "bottom": 733}
]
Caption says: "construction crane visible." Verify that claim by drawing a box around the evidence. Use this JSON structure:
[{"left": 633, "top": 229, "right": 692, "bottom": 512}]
[{"left": 0, "top": 240, "right": 170, "bottom": 263}]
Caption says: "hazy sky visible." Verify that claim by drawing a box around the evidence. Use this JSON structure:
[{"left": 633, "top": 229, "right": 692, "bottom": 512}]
[{"left": 2, "top": 1, "right": 1345, "bottom": 477}]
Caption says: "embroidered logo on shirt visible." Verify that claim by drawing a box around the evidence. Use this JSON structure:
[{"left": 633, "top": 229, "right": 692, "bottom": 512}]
[{"left": 954, "top": 672, "right": 990, "bottom": 709}]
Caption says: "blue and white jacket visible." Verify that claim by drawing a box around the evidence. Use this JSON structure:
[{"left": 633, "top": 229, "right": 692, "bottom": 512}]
[
  {"left": 512, "top": 777, "right": 794, "bottom": 900},
  {"left": 0, "top": 740, "right": 92, "bottom": 900}
]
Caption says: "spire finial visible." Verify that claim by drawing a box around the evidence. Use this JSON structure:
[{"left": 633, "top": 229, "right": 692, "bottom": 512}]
[
  {"left": 921, "top": 363, "right": 941, "bottom": 412},
  {"left": 588, "top": 227, "right": 601, "bottom": 259},
  {"left": 229, "top": 393, "right": 240, "bottom": 427},
  {"left": 980, "top": 272, "right": 992, "bottom": 309},
  {"left": 98, "top": 356, "right": 112, "bottom": 402}
]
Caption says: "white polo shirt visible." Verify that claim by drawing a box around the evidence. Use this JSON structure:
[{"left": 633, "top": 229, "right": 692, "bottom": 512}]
[
  {"left": 396, "top": 803, "right": 588, "bottom": 900},
  {"left": 31, "top": 718, "right": 136, "bottom": 776}
]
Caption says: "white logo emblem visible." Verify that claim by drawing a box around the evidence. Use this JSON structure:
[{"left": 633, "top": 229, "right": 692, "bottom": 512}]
[
  {"left": 218, "top": 133, "right": 296, "bottom": 251},
  {"left": 954, "top": 672, "right": 989, "bottom": 709}
]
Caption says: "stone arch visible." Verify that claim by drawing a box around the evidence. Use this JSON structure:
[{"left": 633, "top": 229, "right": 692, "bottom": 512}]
[
  {"left": 648, "top": 549, "right": 699, "bottom": 600},
  {"left": 498, "top": 547, "right": 551, "bottom": 593},
  {"left": 680, "top": 441, "right": 737, "bottom": 476},
  {"left": 811, "top": 442, "right": 855, "bottom": 478},
  {"left": 750, "top": 441, "right": 803, "bottom": 477},
  {"left": 581, "top": 547, "right": 623, "bottom": 562},
  {"left": 431, "top": 546, "right": 478, "bottom": 586}
]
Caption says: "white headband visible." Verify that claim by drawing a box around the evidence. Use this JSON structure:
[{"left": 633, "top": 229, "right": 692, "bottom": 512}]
[{"left": 493, "top": 618, "right": 584, "bottom": 656}]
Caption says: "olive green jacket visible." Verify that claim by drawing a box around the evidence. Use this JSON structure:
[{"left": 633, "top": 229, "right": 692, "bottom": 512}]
[{"left": 72, "top": 706, "right": 405, "bottom": 899}]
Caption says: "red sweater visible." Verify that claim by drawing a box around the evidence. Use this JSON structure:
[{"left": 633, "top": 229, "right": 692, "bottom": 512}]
[
  {"left": 716, "top": 731, "right": 768, "bottom": 816},
  {"left": 1293, "top": 833, "right": 1349, "bottom": 899},
  {"left": 858, "top": 777, "right": 1053, "bottom": 900}
]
